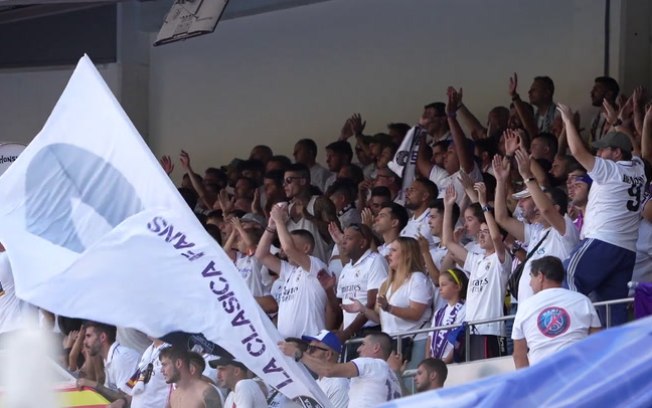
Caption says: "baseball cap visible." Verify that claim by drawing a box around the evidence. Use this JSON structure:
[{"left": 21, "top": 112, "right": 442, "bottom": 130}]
[
  {"left": 240, "top": 213, "right": 266, "bottom": 227},
  {"left": 301, "top": 330, "right": 343, "bottom": 354},
  {"left": 512, "top": 183, "right": 545, "bottom": 200},
  {"left": 208, "top": 352, "right": 247, "bottom": 371},
  {"left": 591, "top": 131, "right": 633, "bottom": 152}
]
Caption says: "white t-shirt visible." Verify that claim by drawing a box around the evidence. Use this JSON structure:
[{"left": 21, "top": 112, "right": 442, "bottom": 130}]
[
  {"left": 337, "top": 250, "right": 389, "bottom": 330},
  {"left": 104, "top": 342, "right": 140, "bottom": 394},
  {"left": 464, "top": 250, "right": 512, "bottom": 336},
  {"left": 518, "top": 216, "right": 579, "bottom": 302},
  {"left": 317, "top": 376, "right": 349, "bottom": 408},
  {"left": 349, "top": 357, "right": 401, "bottom": 408},
  {"left": 400, "top": 210, "right": 436, "bottom": 247},
  {"left": 277, "top": 256, "right": 329, "bottom": 338},
  {"left": 512, "top": 287, "right": 601, "bottom": 365},
  {"left": 583, "top": 156, "right": 646, "bottom": 251},
  {"left": 235, "top": 252, "right": 267, "bottom": 297},
  {"left": 224, "top": 378, "right": 268, "bottom": 408},
  {"left": 430, "top": 163, "right": 483, "bottom": 208},
  {"left": 380, "top": 272, "right": 433, "bottom": 338},
  {"left": 310, "top": 163, "right": 335, "bottom": 193},
  {"left": 130, "top": 343, "right": 169, "bottom": 408},
  {"left": 0, "top": 252, "right": 36, "bottom": 333}
]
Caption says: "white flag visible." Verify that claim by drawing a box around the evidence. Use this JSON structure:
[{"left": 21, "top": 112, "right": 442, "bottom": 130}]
[{"left": 0, "top": 55, "right": 331, "bottom": 408}]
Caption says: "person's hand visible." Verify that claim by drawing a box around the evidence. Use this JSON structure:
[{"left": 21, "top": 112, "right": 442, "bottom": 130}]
[
  {"left": 474, "top": 182, "right": 488, "bottom": 206},
  {"left": 458, "top": 170, "right": 475, "bottom": 191},
  {"left": 387, "top": 350, "right": 407, "bottom": 373},
  {"left": 633, "top": 86, "right": 647, "bottom": 111},
  {"left": 350, "top": 113, "right": 366, "bottom": 136},
  {"left": 556, "top": 103, "right": 574, "bottom": 124},
  {"left": 277, "top": 340, "right": 299, "bottom": 358},
  {"left": 179, "top": 150, "right": 191, "bottom": 170},
  {"left": 251, "top": 188, "right": 262, "bottom": 214},
  {"left": 328, "top": 221, "right": 344, "bottom": 245},
  {"left": 160, "top": 155, "right": 174, "bottom": 175},
  {"left": 600, "top": 98, "right": 618, "bottom": 125},
  {"left": 230, "top": 217, "right": 244, "bottom": 234},
  {"left": 63, "top": 330, "right": 79, "bottom": 349},
  {"left": 644, "top": 103, "right": 652, "bottom": 126},
  {"left": 446, "top": 87, "right": 462, "bottom": 116},
  {"left": 616, "top": 93, "right": 628, "bottom": 110},
  {"left": 376, "top": 294, "right": 389, "bottom": 311},
  {"left": 270, "top": 203, "right": 289, "bottom": 224},
  {"left": 514, "top": 148, "right": 532, "bottom": 179},
  {"left": 508, "top": 72, "right": 518, "bottom": 97},
  {"left": 358, "top": 179, "right": 372, "bottom": 195},
  {"left": 453, "top": 227, "right": 465, "bottom": 243},
  {"left": 76, "top": 378, "right": 97, "bottom": 390},
  {"left": 503, "top": 129, "right": 520, "bottom": 155},
  {"left": 317, "top": 269, "right": 336, "bottom": 291},
  {"left": 341, "top": 298, "right": 366, "bottom": 314},
  {"left": 416, "top": 234, "right": 430, "bottom": 253},
  {"left": 492, "top": 154, "right": 511, "bottom": 182},
  {"left": 444, "top": 184, "right": 457, "bottom": 207},
  {"left": 217, "top": 189, "right": 234, "bottom": 212},
  {"left": 339, "top": 117, "right": 353, "bottom": 141},
  {"left": 361, "top": 207, "right": 374, "bottom": 227},
  {"left": 618, "top": 93, "right": 635, "bottom": 122}
]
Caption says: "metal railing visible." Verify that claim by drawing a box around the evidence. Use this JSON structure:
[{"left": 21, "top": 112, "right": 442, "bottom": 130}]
[{"left": 342, "top": 296, "right": 634, "bottom": 363}]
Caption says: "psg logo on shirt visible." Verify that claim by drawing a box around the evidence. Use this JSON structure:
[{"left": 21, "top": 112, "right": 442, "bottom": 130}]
[{"left": 537, "top": 306, "right": 571, "bottom": 337}]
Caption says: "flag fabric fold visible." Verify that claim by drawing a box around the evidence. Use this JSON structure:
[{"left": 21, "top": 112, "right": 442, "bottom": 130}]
[{"left": 0, "top": 55, "right": 331, "bottom": 408}]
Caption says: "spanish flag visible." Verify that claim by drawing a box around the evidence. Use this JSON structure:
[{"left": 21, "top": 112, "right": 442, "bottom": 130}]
[{"left": 56, "top": 386, "right": 108, "bottom": 408}]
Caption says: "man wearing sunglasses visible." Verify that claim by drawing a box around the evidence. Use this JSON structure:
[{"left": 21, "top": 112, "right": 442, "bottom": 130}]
[{"left": 300, "top": 330, "right": 349, "bottom": 408}]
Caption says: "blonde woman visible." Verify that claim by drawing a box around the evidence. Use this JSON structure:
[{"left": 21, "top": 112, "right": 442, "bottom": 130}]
[{"left": 344, "top": 237, "right": 433, "bottom": 366}]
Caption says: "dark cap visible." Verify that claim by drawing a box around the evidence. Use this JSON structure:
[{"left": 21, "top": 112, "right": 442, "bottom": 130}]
[
  {"left": 591, "top": 131, "right": 633, "bottom": 152},
  {"left": 208, "top": 352, "right": 247, "bottom": 371}
]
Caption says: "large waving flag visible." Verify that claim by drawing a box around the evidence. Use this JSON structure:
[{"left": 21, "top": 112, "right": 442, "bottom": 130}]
[
  {"left": 380, "top": 315, "right": 652, "bottom": 408},
  {"left": 0, "top": 55, "right": 331, "bottom": 408}
]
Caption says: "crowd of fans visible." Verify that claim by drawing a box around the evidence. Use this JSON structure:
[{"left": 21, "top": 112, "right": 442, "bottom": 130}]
[{"left": 2, "top": 72, "right": 650, "bottom": 407}]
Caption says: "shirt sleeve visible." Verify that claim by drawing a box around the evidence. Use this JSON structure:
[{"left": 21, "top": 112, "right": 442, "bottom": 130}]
[
  {"left": 511, "top": 308, "right": 525, "bottom": 340},
  {"left": 463, "top": 252, "right": 482, "bottom": 275},
  {"left": 408, "top": 273, "right": 433, "bottom": 304},
  {"left": 308, "top": 256, "right": 328, "bottom": 278},
  {"left": 351, "top": 357, "right": 377, "bottom": 378},
  {"left": 279, "top": 260, "right": 292, "bottom": 281},
  {"left": 366, "top": 255, "right": 389, "bottom": 291},
  {"left": 429, "top": 165, "right": 449, "bottom": 185},
  {"left": 588, "top": 156, "right": 619, "bottom": 184},
  {"left": 115, "top": 351, "right": 139, "bottom": 394}
]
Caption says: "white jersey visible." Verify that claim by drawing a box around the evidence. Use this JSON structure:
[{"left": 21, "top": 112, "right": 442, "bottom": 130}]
[
  {"left": 428, "top": 244, "right": 448, "bottom": 311},
  {"left": 337, "top": 250, "right": 388, "bottom": 330},
  {"left": 430, "top": 163, "right": 483, "bottom": 209},
  {"left": 583, "top": 156, "right": 646, "bottom": 251},
  {"left": 277, "top": 256, "right": 329, "bottom": 338},
  {"left": 633, "top": 198, "right": 652, "bottom": 292},
  {"left": 310, "top": 163, "right": 334, "bottom": 193},
  {"left": 349, "top": 357, "right": 401, "bottom": 408},
  {"left": 287, "top": 196, "right": 332, "bottom": 263},
  {"left": 464, "top": 250, "right": 511, "bottom": 336},
  {"left": 104, "top": 342, "right": 140, "bottom": 394},
  {"left": 129, "top": 343, "right": 169, "bottom": 408},
  {"left": 0, "top": 252, "right": 37, "bottom": 333},
  {"left": 224, "top": 379, "right": 268, "bottom": 408},
  {"left": 235, "top": 252, "right": 267, "bottom": 297},
  {"left": 380, "top": 272, "right": 433, "bottom": 338},
  {"left": 518, "top": 216, "right": 579, "bottom": 302},
  {"left": 317, "top": 376, "right": 349, "bottom": 408},
  {"left": 512, "top": 287, "right": 601, "bottom": 365},
  {"left": 400, "top": 209, "right": 436, "bottom": 248}
]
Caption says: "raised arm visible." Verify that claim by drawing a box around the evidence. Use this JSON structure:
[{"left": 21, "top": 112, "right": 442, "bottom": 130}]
[
  {"left": 475, "top": 182, "right": 506, "bottom": 263},
  {"left": 271, "top": 205, "right": 312, "bottom": 271},
  {"left": 515, "top": 149, "right": 566, "bottom": 234},
  {"left": 447, "top": 87, "right": 474, "bottom": 173},
  {"left": 641, "top": 104, "right": 652, "bottom": 162},
  {"left": 492, "top": 155, "right": 525, "bottom": 241},
  {"left": 416, "top": 127, "right": 435, "bottom": 177},
  {"left": 179, "top": 150, "right": 209, "bottom": 208},
  {"left": 456, "top": 88, "right": 488, "bottom": 140},
  {"left": 508, "top": 73, "right": 539, "bottom": 139},
  {"left": 418, "top": 234, "right": 441, "bottom": 285},
  {"left": 254, "top": 218, "right": 281, "bottom": 273},
  {"left": 558, "top": 104, "right": 595, "bottom": 172},
  {"left": 442, "top": 185, "right": 468, "bottom": 263}
]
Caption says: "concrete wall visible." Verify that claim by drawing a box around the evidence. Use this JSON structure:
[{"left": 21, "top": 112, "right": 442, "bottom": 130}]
[{"left": 0, "top": 0, "right": 638, "bottom": 178}]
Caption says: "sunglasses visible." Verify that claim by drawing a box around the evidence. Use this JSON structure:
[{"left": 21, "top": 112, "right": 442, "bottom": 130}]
[{"left": 283, "top": 176, "right": 304, "bottom": 185}]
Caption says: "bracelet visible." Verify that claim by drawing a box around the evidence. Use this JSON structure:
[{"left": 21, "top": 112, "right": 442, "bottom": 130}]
[
  {"left": 481, "top": 205, "right": 492, "bottom": 212},
  {"left": 294, "top": 349, "right": 303, "bottom": 362},
  {"left": 265, "top": 226, "right": 276, "bottom": 233},
  {"left": 524, "top": 177, "right": 536, "bottom": 184}
]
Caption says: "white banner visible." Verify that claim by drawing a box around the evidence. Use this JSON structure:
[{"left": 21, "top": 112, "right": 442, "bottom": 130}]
[
  {"left": 0, "top": 143, "right": 26, "bottom": 176},
  {"left": 0, "top": 55, "right": 331, "bottom": 408}
]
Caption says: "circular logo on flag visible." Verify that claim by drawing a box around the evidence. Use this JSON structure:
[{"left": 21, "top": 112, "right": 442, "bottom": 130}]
[
  {"left": 537, "top": 306, "right": 570, "bottom": 337},
  {"left": 396, "top": 151, "right": 409, "bottom": 166}
]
